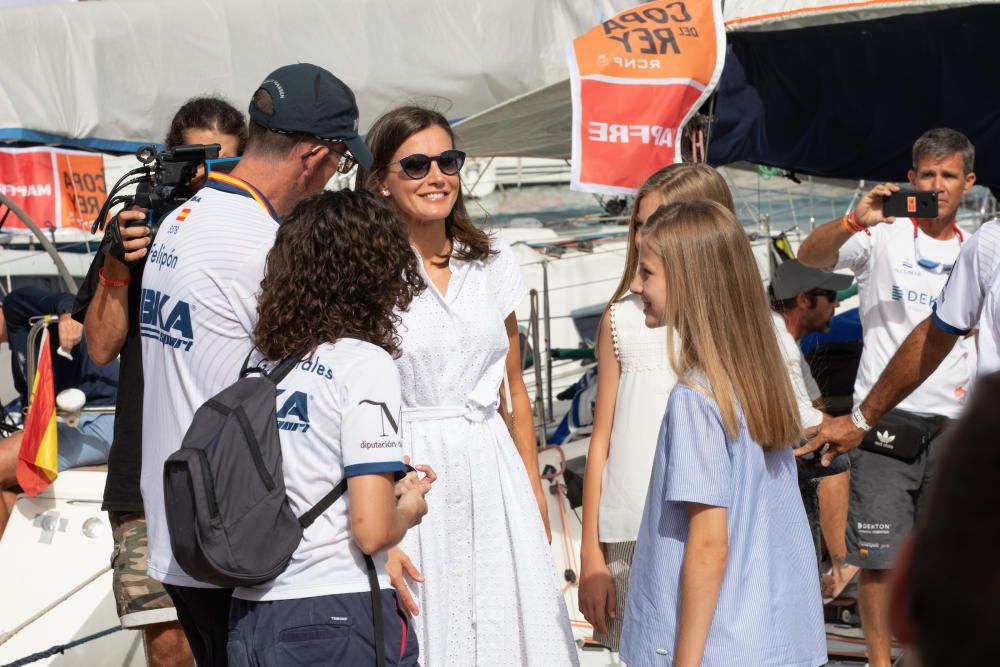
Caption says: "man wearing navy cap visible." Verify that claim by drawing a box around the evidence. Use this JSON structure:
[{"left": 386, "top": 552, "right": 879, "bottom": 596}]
[{"left": 138, "top": 64, "right": 371, "bottom": 666}]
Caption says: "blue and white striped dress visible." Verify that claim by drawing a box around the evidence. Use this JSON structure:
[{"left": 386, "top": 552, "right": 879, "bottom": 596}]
[{"left": 620, "top": 382, "right": 826, "bottom": 667}]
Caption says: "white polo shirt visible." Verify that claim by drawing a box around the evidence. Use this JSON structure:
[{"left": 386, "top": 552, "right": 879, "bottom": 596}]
[
  {"left": 234, "top": 339, "right": 408, "bottom": 601},
  {"left": 835, "top": 218, "right": 972, "bottom": 418},
  {"left": 771, "top": 311, "right": 823, "bottom": 429},
  {"left": 933, "top": 219, "right": 1000, "bottom": 375},
  {"left": 140, "top": 172, "right": 279, "bottom": 587}
]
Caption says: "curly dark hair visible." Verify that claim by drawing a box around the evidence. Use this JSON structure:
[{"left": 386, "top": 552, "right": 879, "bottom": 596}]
[
  {"left": 355, "top": 105, "right": 495, "bottom": 263},
  {"left": 164, "top": 96, "right": 247, "bottom": 152},
  {"left": 254, "top": 189, "right": 425, "bottom": 360}
]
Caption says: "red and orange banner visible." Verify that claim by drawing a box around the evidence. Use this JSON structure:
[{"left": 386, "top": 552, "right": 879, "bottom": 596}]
[
  {"left": 16, "top": 328, "right": 59, "bottom": 497},
  {"left": 568, "top": 1, "right": 726, "bottom": 195},
  {"left": 0, "top": 147, "right": 106, "bottom": 231}
]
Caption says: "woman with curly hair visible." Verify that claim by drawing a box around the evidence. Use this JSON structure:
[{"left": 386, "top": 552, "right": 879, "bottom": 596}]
[
  {"left": 357, "top": 105, "right": 578, "bottom": 666},
  {"left": 228, "top": 189, "right": 433, "bottom": 666}
]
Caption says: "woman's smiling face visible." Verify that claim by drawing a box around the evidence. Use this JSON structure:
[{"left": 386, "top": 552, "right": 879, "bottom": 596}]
[{"left": 382, "top": 125, "right": 460, "bottom": 227}]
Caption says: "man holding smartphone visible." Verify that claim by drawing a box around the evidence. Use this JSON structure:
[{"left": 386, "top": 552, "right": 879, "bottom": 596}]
[{"left": 796, "top": 128, "right": 976, "bottom": 667}]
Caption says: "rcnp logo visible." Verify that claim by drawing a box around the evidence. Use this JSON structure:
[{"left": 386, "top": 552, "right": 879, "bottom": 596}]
[
  {"left": 139, "top": 288, "right": 194, "bottom": 351},
  {"left": 276, "top": 389, "right": 310, "bottom": 433}
]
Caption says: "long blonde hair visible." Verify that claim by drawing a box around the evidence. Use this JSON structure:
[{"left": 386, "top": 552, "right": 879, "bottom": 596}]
[
  {"left": 642, "top": 199, "right": 801, "bottom": 450},
  {"left": 607, "top": 163, "right": 735, "bottom": 310}
]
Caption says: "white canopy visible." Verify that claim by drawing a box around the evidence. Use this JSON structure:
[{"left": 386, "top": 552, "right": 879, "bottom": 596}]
[
  {"left": 0, "top": 0, "right": 638, "bottom": 152},
  {"left": 0, "top": 0, "right": 992, "bottom": 157}
]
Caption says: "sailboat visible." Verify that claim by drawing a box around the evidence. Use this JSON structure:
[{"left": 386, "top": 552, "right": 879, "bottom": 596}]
[{"left": 1, "top": 1, "right": 998, "bottom": 665}]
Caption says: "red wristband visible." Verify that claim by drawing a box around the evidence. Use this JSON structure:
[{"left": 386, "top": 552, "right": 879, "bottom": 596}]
[
  {"left": 845, "top": 211, "right": 871, "bottom": 236},
  {"left": 99, "top": 266, "right": 131, "bottom": 287}
]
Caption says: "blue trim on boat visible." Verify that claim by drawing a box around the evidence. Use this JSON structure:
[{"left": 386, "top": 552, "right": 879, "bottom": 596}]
[{"left": 0, "top": 128, "right": 154, "bottom": 155}]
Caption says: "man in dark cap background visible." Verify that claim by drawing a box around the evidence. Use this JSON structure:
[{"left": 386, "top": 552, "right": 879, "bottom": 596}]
[
  {"left": 769, "top": 259, "right": 857, "bottom": 600},
  {"left": 137, "top": 63, "right": 371, "bottom": 666}
]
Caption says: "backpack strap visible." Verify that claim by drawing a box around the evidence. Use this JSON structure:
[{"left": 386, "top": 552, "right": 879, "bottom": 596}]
[
  {"left": 298, "top": 479, "right": 348, "bottom": 529},
  {"left": 266, "top": 346, "right": 311, "bottom": 385},
  {"left": 239, "top": 347, "right": 265, "bottom": 378},
  {"left": 365, "top": 553, "right": 387, "bottom": 667}
]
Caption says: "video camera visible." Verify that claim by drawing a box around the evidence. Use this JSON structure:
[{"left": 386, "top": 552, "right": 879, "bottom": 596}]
[{"left": 91, "top": 143, "right": 238, "bottom": 261}]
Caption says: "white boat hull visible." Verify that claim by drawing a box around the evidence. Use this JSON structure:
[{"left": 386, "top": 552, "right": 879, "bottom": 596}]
[{"left": 0, "top": 471, "right": 144, "bottom": 666}]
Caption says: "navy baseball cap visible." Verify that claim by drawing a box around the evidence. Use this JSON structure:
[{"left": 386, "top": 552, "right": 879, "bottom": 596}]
[
  {"left": 248, "top": 63, "right": 372, "bottom": 168},
  {"left": 770, "top": 260, "right": 853, "bottom": 300}
]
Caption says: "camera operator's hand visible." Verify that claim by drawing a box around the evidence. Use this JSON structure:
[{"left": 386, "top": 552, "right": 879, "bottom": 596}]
[
  {"left": 854, "top": 182, "right": 900, "bottom": 228},
  {"left": 105, "top": 208, "right": 151, "bottom": 267}
]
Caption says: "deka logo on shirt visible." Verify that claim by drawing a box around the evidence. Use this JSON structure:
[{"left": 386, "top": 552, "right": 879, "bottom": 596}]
[
  {"left": 139, "top": 288, "right": 194, "bottom": 351},
  {"left": 276, "top": 389, "right": 310, "bottom": 432}
]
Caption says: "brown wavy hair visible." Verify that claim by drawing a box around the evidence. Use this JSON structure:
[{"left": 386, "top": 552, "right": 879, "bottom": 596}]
[
  {"left": 254, "top": 189, "right": 424, "bottom": 360},
  {"left": 356, "top": 105, "right": 494, "bottom": 263},
  {"left": 607, "top": 163, "right": 734, "bottom": 309}
]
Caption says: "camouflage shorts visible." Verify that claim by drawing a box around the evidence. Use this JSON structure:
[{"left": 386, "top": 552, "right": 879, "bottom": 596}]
[{"left": 109, "top": 511, "right": 178, "bottom": 628}]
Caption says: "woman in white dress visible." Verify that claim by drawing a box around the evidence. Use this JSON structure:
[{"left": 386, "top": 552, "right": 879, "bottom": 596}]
[
  {"left": 357, "top": 105, "right": 578, "bottom": 667},
  {"left": 578, "top": 164, "right": 736, "bottom": 651}
]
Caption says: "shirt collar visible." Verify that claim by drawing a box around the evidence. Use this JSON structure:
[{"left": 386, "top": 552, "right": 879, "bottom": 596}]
[{"left": 205, "top": 172, "right": 278, "bottom": 222}]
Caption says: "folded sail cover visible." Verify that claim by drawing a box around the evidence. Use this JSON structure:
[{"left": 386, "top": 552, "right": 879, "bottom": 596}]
[{"left": 567, "top": 0, "right": 726, "bottom": 195}]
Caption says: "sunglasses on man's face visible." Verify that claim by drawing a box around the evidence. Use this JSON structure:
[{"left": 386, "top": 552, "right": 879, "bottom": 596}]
[
  {"left": 303, "top": 142, "right": 357, "bottom": 175},
  {"left": 809, "top": 288, "right": 838, "bottom": 302},
  {"left": 397, "top": 150, "right": 466, "bottom": 180}
]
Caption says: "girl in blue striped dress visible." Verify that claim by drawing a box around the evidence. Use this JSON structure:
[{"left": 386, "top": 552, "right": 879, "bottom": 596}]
[{"left": 620, "top": 200, "right": 826, "bottom": 667}]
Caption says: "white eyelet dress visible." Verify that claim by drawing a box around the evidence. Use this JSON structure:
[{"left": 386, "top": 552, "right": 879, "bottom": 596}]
[
  {"left": 594, "top": 293, "right": 675, "bottom": 650},
  {"left": 395, "top": 237, "right": 578, "bottom": 667}
]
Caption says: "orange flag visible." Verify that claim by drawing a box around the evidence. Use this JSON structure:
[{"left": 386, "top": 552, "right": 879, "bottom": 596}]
[{"left": 16, "top": 328, "right": 58, "bottom": 496}]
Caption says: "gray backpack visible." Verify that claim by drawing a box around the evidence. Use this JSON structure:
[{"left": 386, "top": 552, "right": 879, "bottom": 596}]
[{"left": 162, "top": 347, "right": 388, "bottom": 665}]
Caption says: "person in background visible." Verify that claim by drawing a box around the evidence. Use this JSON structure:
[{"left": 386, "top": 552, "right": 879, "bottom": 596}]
[
  {"left": 768, "top": 259, "right": 856, "bottom": 600},
  {"left": 228, "top": 190, "right": 432, "bottom": 666},
  {"left": 0, "top": 286, "right": 118, "bottom": 535},
  {"left": 578, "top": 163, "right": 735, "bottom": 652},
  {"left": 620, "top": 200, "right": 826, "bottom": 667},
  {"left": 796, "top": 128, "right": 975, "bottom": 667},
  {"left": 358, "top": 105, "right": 578, "bottom": 666},
  {"left": 74, "top": 96, "right": 245, "bottom": 667}
]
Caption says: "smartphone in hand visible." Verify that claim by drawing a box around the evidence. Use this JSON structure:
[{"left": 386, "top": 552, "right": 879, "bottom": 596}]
[{"left": 882, "top": 189, "right": 938, "bottom": 219}]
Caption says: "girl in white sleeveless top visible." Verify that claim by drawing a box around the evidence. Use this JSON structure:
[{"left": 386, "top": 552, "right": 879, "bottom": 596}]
[{"left": 579, "top": 164, "right": 737, "bottom": 650}]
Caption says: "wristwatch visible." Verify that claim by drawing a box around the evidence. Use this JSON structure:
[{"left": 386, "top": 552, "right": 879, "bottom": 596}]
[{"left": 850, "top": 407, "right": 872, "bottom": 432}]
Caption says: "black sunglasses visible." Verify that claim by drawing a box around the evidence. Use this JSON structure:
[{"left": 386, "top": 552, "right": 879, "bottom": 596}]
[
  {"left": 397, "top": 150, "right": 466, "bottom": 180},
  {"left": 809, "top": 288, "right": 838, "bottom": 302}
]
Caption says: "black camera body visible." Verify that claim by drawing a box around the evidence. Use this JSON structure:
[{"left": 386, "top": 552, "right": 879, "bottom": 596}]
[
  {"left": 129, "top": 143, "right": 221, "bottom": 231},
  {"left": 92, "top": 143, "right": 229, "bottom": 265}
]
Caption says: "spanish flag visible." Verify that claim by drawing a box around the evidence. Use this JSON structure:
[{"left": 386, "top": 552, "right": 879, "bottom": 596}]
[{"left": 16, "top": 328, "right": 58, "bottom": 496}]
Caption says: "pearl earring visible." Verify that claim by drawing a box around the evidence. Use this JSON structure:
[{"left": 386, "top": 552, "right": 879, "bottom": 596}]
[{"left": 381, "top": 188, "right": 390, "bottom": 196}]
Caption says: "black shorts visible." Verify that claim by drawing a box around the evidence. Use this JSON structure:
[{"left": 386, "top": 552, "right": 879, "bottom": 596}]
[
  {"left": 846, "top": 425, "right": 945, "bottom": 570},
  {"left": 163, "top": 583, "right": 233, "bottom": 667},
  {"left": 227, "top": 589, "right": 417, "bottom": 667}
]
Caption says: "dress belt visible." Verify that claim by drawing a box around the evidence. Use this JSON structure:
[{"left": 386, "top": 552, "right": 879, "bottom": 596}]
[{"left": 402, "top": 401, "right": 497, "bottom": 424}]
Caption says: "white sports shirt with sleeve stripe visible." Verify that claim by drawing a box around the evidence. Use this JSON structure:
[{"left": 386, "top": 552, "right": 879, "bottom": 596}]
[
  {"left": 933, "top": 218, "right": 1000, "bottom": 375},
  {"left": 620, "top": 382, "right": 826, "bottom": 667},
  {"left": 233, "top": 339, "right": 408, "bottom": 602},
  {"left": 140, "top": 173, "right": 278, "bottom": 587}
]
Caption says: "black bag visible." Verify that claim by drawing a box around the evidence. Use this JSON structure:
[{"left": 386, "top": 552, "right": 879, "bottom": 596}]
[
  {"left": 859, "top": 408, "right": 944, "bottom": 462},
  {"left": 163, "top": 348, "right": 388, "bottom": 665}
]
